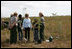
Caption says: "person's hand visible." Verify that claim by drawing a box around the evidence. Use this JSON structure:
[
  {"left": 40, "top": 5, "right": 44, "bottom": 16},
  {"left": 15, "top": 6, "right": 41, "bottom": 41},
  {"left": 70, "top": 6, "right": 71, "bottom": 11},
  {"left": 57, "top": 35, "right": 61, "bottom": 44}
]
[
  {"left": 21, "top": 27, "right": 25, "bottom": 31},
  {"left": 16, "top": 23, "right": 18, "bottom": 26},
  {"left": 21, "top": 27, "right": 23, "bottom": 30}
]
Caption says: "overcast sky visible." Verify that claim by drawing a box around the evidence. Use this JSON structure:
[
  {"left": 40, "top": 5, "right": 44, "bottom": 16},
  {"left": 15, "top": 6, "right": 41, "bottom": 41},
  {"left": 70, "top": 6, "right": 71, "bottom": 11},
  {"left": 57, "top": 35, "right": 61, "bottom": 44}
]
[{"left": 1, "top": 1, "right": 71, "bottom": 17}]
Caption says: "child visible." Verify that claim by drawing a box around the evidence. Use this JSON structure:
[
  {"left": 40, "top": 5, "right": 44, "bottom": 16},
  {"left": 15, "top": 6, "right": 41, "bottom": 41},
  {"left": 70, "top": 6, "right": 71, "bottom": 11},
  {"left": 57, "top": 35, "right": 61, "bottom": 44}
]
[{"left": 32, "top": 18, "right": 39, "bottom": 44}]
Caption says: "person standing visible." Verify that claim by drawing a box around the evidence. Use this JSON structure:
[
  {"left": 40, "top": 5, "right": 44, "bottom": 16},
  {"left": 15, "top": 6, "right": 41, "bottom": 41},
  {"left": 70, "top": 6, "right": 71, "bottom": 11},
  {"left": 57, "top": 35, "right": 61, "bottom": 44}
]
[
  {"left": 9, "top": 13, "right": 17, "bottom": 44},
  {"left": 18, "top": 14, "right": 23, "bottom": 41},
  {"left": 39, "top": 12, "right": 45, "bottom": 41},
  {"left": 32, "top": 18, "right": 39, "bottom": 44},
  {"left": 23, "top": 13, "right": 32, "bottom": 42},
  {"left": 13, "top": 12, "right": 18, "bottom": 43}
]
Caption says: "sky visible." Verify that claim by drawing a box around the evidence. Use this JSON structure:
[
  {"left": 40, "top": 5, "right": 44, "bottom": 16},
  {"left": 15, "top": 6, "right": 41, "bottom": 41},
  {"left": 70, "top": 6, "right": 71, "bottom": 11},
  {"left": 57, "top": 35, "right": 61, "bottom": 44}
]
[{"left": 1, "top": 1, "right": 71, "bottom": 18}]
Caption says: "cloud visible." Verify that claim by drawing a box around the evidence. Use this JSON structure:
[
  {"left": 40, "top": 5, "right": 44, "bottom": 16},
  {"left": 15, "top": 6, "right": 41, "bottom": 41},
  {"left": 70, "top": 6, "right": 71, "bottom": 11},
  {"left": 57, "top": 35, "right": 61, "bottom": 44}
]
[{"left": 1, "top": 1, "right": 71, "bottom": 17}]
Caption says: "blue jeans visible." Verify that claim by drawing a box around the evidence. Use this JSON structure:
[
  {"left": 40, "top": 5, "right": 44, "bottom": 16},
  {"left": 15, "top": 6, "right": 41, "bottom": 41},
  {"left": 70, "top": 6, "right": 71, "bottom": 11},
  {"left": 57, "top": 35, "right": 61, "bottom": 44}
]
[
  {"left": 34, "top": 29, "right": 39, "bottom": 42},
  {"left": 18, "top": 28, "right": 23, "bottom": 40}
]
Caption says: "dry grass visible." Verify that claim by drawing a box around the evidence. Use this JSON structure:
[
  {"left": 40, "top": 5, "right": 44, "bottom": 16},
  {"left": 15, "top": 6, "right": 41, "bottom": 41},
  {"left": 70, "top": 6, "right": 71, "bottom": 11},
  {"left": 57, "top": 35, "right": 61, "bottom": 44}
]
[{"left": 1, "top": 16, "right": 71, "bottom": 48}]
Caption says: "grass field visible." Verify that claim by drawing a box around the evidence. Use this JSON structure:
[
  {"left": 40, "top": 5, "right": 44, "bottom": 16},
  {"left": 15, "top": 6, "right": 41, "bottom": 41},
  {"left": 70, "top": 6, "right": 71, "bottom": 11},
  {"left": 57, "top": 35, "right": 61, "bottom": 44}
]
[{"left": 1, "top": 16, "right": 71, "bottom": 48}]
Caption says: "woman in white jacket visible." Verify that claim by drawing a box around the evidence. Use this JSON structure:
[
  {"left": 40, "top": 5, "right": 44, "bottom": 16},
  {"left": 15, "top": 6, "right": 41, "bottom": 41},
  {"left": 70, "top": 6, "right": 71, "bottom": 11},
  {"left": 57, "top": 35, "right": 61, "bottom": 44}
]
[{"left": 23, "top": 13, "right": 32, "bottom": 42}]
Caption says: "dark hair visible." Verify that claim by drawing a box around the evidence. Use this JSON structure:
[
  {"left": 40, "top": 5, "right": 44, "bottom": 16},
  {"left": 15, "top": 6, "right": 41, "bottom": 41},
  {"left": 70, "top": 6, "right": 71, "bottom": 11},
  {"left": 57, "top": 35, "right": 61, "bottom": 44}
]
[
  {"left": 11, "top": 14, "right": 14, "bottom": 17},
  {"left": 18, "top": 14, "right": 22, "bottom": 20},
  {"left": 25, "top": 13, "right": 29, "bottom": 17},
  {"left": 39, "top": 12, "right": 44, "bottom": 17},
  {"left": 14, "top": 12, "right": 17, "bottom": 16},
  {"left": 34, "top": 18, "right": 38, "bottom": 22}
]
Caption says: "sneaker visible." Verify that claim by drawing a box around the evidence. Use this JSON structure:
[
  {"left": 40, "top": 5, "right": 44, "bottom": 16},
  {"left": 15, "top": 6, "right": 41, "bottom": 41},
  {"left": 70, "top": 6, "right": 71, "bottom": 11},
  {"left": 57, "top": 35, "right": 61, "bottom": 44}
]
[{"left": 24, "top": 38, "right": 27, "bottom": 41}]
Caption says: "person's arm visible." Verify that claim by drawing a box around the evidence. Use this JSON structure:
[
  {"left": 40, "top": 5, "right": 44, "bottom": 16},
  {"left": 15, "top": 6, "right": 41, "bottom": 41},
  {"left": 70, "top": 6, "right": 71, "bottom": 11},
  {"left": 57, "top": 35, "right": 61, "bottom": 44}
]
[
  {"left": 9, "top": 20, "right": 11, "bottom": 29},
  {"left": 30, "top": 19, "right": 32, "bottom": 29},
  {"left": 22, "top": 19, "right": 25, "bottom": 30},
  {"left": 11, "top": 21, "right": 16, "bottom": 28},
  {"left": 21, "top": 19, "right": 23, "bottom": 27},
  {"left": 32, "top": 22, "right": 35, "bottom": 28},
  {"left": 13, "top": 21, "right": 16, "bottom": 26},
  {"left": 9, "top": 18, "right": 13, "bottom": 29}
]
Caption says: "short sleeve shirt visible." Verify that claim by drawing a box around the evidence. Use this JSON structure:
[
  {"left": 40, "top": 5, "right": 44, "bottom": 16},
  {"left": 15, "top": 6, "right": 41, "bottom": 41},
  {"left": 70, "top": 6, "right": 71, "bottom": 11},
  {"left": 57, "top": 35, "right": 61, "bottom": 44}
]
[
  {"left": 40, "top": 17, "right": 45, "bottom": 24},
  {"left": 10, "top": 16, "right": 16, "bottom": 24}
]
